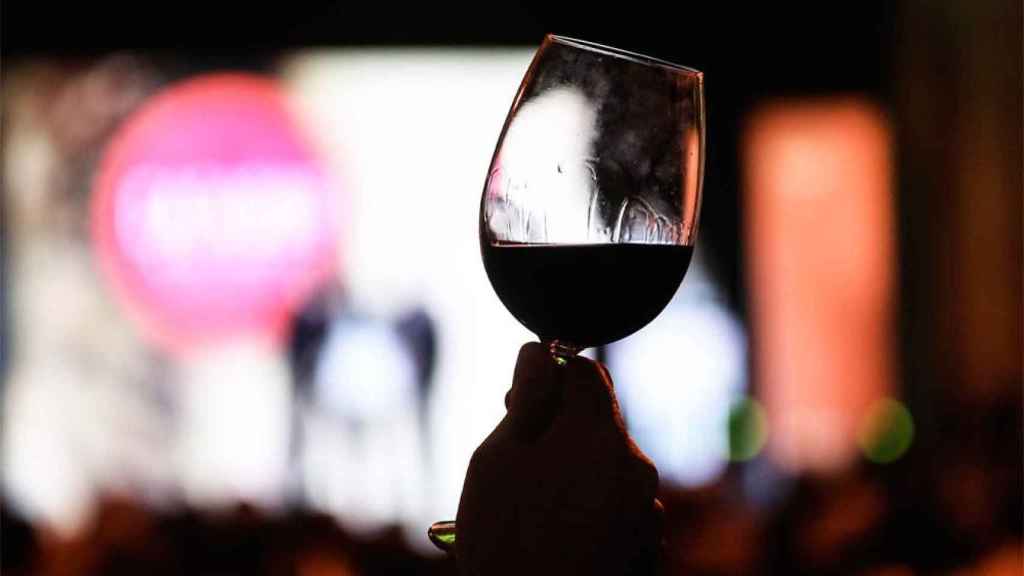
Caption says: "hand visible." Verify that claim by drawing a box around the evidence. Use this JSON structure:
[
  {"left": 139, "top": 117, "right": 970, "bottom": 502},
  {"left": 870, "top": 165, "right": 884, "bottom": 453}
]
[{"left": 455, "top": 343, "right": 663, "bottom": 576}]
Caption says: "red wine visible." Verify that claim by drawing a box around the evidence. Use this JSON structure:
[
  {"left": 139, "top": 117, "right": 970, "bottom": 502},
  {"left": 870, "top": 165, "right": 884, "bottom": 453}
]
[{"left": 481, "top": 242, "right": 693, "bottom": 348}]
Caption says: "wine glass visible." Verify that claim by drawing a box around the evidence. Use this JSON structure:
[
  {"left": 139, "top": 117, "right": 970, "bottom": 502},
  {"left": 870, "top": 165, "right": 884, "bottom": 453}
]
[
  {"left": 480, "top": 34, "right": 704, "bottom": 358},
  {"left": 429, "top": 34, "right": 704, "bottom": 551}
]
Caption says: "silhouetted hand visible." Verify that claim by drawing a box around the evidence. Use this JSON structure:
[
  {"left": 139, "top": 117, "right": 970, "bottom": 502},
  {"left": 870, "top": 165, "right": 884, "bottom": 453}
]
[{"left": 455, "top": 342, "right": 663, "bottom": 576}]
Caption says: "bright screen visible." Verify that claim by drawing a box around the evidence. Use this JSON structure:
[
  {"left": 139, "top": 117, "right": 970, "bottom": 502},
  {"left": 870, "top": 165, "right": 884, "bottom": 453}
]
[{"left": 2, "top": 49, "right": 747, "bottom": 550}]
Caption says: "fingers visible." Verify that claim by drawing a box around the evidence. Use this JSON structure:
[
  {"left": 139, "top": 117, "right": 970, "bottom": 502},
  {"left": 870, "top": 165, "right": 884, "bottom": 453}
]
[
  {"left": 653, "top": 497, "right": 665, "bottom": 542},
  {"left": 504, "top": 343, "right": 626, "bottom": 445},
  {"left": 461, "top": 343, "right": 666, "bottom": 575},
  {"left": 509, "top": 344, "right": 614, "bottom": 412},
  {"left": 561, "top": 353, "right": 616, "bottom": 410},
  {"left": 505, "top": 342, "right": 564, "bottom": 441},
  {"left": 632, "top": 452, "right": 660, "bottom": 499},
  {"left": 508, "top": 343, "right": 655, "bottom": 469},
  {"left": 558, "top": 353, "right": 632, "bottom": 441},
  {"left": 504, "top": 341, "right": 660, "bottom": 492},
  {"left": 623, "top": 498, "right": 665, "bottom": 576}
]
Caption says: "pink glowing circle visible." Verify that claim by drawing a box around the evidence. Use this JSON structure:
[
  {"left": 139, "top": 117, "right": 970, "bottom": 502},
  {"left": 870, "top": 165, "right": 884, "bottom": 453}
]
[{"left": 92, "top": 73, "right": 338, "bottom": 351}]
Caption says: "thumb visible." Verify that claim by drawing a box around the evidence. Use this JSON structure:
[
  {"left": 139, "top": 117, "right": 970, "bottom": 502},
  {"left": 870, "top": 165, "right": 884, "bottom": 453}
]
[
  {"left": 504, "top": 342, "right": 565, "bottom": 441},
  {"left": 558, "top": 353, "right": 627, "bottom": 436}
]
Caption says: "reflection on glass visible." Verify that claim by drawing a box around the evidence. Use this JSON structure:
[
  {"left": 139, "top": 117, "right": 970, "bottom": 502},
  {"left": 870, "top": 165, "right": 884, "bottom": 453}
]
[{"left": 480, "top": 34, "right": 705, "bottom": 355}]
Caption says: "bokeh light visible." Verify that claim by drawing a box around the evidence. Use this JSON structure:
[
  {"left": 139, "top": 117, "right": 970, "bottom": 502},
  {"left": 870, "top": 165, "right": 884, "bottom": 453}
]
[
  {"left": 607, "top": 247, "right": 747, "bottom": 488},
  {"left": 728, "top": 397, "right": 768, "bottom": 462},
  {"left": 744, "top": 99, "right": 895, "bottom": 474},
  {"left": 858, "top": 398, "right": 914, "bottom": 464},
  {"left": 91, "top": 73, "right": 338, "bottom": 352}
]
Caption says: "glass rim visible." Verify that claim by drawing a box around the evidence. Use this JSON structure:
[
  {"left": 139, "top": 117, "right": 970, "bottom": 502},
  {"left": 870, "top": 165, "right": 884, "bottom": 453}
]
[{"left": 547, "top": 34, "right": 704, "bottom": 77}]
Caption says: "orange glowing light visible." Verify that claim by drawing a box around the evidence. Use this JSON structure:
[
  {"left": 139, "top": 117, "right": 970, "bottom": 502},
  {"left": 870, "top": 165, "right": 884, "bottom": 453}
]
[{"left": 744, "top": 99, "right": 895, "bottom": 474}]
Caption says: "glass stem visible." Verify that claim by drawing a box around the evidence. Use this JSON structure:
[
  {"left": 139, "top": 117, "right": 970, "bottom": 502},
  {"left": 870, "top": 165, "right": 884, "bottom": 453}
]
[{"left": 547, "top": 339, "right": 583, "bottom": 362}]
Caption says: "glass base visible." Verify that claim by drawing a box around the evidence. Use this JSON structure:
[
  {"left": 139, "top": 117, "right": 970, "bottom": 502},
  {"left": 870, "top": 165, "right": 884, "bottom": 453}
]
[{"left": 427, "top": 520, "right": 456, "bottom": 553}]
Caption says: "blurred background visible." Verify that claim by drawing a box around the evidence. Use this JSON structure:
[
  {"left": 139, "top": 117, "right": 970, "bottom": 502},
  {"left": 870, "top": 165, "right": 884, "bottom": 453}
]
[{"left": 2, "top": 2, "right": 1021, "bottom": 574}]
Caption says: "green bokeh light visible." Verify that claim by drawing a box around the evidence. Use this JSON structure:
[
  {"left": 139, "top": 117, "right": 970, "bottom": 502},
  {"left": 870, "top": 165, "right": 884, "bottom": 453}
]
[
  {"left": 859, "top": 398, "right": 914, "bottom": 464},
  {"left": 728, "top": 397, "right": 768, "bottom": 461}
]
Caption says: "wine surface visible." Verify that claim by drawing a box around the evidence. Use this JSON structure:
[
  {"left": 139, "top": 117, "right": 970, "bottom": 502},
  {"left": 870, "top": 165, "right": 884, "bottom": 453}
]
[{"left": 481, "top": 242, "right": 693, "bottom": 348}]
